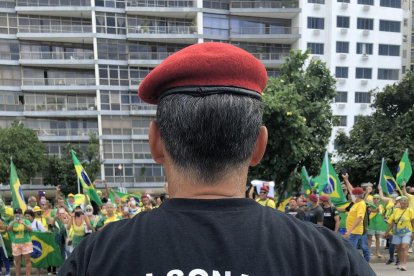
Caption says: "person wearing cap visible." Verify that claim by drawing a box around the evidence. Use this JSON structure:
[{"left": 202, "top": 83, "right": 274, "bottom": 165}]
[
  {"left": 344, "top": 187, "right": 370, "bottom": 262},
  {"left": 59, "top": 42, "right": 374, "bottom": 275},
  {"left": 306, "top": 193, "right": 324, "bottom": 226},
  {"left": 361, "top": 182, "right": 374, "bottom": 203},
  {"left": 7, "top": 208, "right": 33, "bottom": 276},
  {"left": 66, "top": 193, "right": 75, "bottom": 213},
  {"left": 367, "top": 194, "right": 387, "bottom": 258},
  {"left": 33, "top": 205, "right": 48, "bottom": 231},
  {"left": 256, "top": 186, "right": 275, "bottom": 209},
  {"left": 320, "top": 195, "right": 339, "bottom": 232},
  {"left": 385, "top": 196, "right": 414, "bottom": 271}
]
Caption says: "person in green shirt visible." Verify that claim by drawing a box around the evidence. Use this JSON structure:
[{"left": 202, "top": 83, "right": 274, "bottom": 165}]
[{"left": 7, "top": 208, "right": 33, "bottom": 276}]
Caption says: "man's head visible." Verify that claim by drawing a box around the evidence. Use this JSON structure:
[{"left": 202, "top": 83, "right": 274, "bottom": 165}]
[
  {"left": 141, "top": 195, "right": 150, "bottom": 205},
  {"left": 28, "top": 196, "right": 37, "bottom": 208},
  {"left": 297, "top": 196, "right": 307, "bottom": 207},
  {"left": 399, "top": 196, "right": 408, "bottom": 208},
  {"left": 319, "top": 195, "right": 330, "bottom": 206},
  {"left": 259, "top": 186, "right": 269, "bottom": 200},
  {"left": 289, "top": 197, "right": 298, "bottom": 209},
  {"left": 308, "top": 194, "right": 318, "bottom": 205},
  {"left": 352, "top": 187, "right": 365, "bottom": 200},
  {"left": 106, "top": 202, "right": 115, "bottom": 216},
  {"left": 68, "top": 193, "right": 75, "bottom": 204},
  {"left": 139, "top": 43, "right": 268, "bottom": 186}
]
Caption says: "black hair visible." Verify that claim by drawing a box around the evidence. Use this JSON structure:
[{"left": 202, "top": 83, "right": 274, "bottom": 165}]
[{"left": 157, "top": 93, "right": 263, "bottom": 183}]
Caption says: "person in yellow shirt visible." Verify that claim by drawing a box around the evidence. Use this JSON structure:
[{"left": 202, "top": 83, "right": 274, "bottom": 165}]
[
  {"left": 344, "top": 187, "right": 369, "bottom": 262},
  {"left": 385, "top": 196, "right": 414, "bottom": 271},
  {"left": 255, "top": 186, "right": 275, "bottom": 209}
]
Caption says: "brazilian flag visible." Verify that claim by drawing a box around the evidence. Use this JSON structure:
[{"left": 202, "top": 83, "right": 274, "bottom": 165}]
[
  {"left": 396, "top": 149, "right": 412, "bottom": 186},
  {"left": 31, "top": 232, "right": 63, "bottom": 268},
  {"left": 316, "top": 152, "right": 348, "bottom": 207},
  {"left": 70, "top": 150, "right": 102, "bottom": 206},
  {"left": 379, "top": 158, "right": 397, "bottom": 195},
  {"left": 109, "top": 190, "right": 140, "bottom": 204}
]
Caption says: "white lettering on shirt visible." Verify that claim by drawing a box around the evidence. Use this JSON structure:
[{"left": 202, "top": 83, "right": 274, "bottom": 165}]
[
  {"left": 147, "top": 270, "right": 249, "bottom": 276},
  {"left": 189, "top": 269, "right": 208, "bottom": 276},
  {"left": 166, "top": 270, "right": 184, "bottom": 276}
]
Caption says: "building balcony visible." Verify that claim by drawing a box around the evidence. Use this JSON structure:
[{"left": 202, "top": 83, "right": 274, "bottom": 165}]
[
  {"left": 20, "top": 51, "right": 95, "bottom": 69},
  {"left": 16, "top": 0, "right": 92, "bottom": 18},
  {"left": 126, "top": 0, "right": 198, "bottom": 19},
  {"left": 230, "top": 26, "right": 300, "bottom": 43},
  {"left": 36, "top": 128, "right": 98, "bottom": 141},
  {"left": 127, "top": 26, "right": 199, "bottom": 43},
  {"left": 0, "top": 1, "right": 15, "bottom": 8},
  {"left": 24, "top": 103, "right": 97, "bottom": 116},
  {"left": 230, "top": 1, "right": 300, "bottom": 19},
  {"left": 128, "top": 52, "right": 173, "bottom": 67},
  {"left": 17, "top": 25, "right": 93, "bottom": 43},
  {"left": 130, "top": 104, "right": 157, "bottom": 116},
  {"left": 21, "top": 78, "right": 97, "bottom": 92},
  {"left": 251, "top": 52, "right": 289, "bottom": 68}
]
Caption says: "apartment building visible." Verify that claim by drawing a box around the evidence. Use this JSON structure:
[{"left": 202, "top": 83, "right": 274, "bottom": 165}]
[
  {"left": 299, "top": 0, "right": 406, "bottom": 151},
  {"left": 0, "top": 0, "right": 407, "bottom": 189}
]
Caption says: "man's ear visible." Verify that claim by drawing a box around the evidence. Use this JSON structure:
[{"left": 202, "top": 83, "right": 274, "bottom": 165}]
[
  {"left": 149, "top": 121, "right": 165, "bottom": 164},
  {"left": 249, "top": 126, "right": 268, "bottom": 167}
]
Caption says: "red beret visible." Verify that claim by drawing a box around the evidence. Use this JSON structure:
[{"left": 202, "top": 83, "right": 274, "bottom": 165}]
[
  {"left": 319, "top": 195, "right": 330, "bottom": 202},
  {"left": 138, "top": 42, "right": 268, "bottom": 104},
  {"left": 352, "top": 187, "right": 364, "bottom": 195},
  {"left": 260, "top": 186, "right": 269, "bottom": 192},
  {"left": 308, "top": 194, "right": 318, "bottom": 202}
]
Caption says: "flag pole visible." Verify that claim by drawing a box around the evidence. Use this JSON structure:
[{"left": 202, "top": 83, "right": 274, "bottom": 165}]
[
  {"left": 325, "top": 151, "right": 329, "bottom": 195},
  {"left": 378, "top": 158, "right": 384, "bottom": 191},
  {"left": 77, "top": 177, "right": 80, "bottom": 194}
]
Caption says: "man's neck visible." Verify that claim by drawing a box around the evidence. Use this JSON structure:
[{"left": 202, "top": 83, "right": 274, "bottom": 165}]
[{"left": 167, "top": 170, "right": 248, "bottom": 199}]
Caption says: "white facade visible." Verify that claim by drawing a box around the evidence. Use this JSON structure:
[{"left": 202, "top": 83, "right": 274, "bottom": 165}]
[{"left": 297, "top": 0, "right": 405, "bottom": 152}]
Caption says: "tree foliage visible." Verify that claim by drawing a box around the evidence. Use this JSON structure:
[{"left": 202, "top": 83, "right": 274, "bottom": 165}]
[
  {"left": 0, "top": 121, "right": 46, "bottom": 184},
  {"left": 335, "top": 72, "right": 414, "bottom": 185},
  {"left": 43, "top": 133, "right": 101, "bottom": 194},
  {"left": 249, "top": 50, "right": 336, "bottom": 195}
]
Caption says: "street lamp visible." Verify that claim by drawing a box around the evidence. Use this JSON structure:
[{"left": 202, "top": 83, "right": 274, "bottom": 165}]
[{"left": 118, "top": 164, "right": 123, "bottom": 188}]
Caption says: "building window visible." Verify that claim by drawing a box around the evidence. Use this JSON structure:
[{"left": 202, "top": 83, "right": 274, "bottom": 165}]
[
  {"left": 307, "top": 43, "right": 324, "bottom": 55},
  {"left": 334, "top": 116, "right": 347, "bottom": 127},
  {"left": 378, "top": 44, "right": 400, "bottom": 56},
  {"left": 307, "top": 17, "right": 325, "bottom": 29},
  {"left": 336, "top": 41, "right": 349, "bottom": 53},
  {"left": 308, "top": 0, "right": 325, "bottom": 3},
  {"left": 357, "top": 18, "right": 374, "bottom": 30},
  {"left": 355, "top": 68, "right": 372, "bottom": 79},
  {"left": 380, "top": 0, "right": 401, "bottom": 8},
  {"left": 335, "top": 91, "right": 348, "bottom": 103},
  {"left": 355, "top": 92, "right": 371, "bottom": 103},
  {"left": 379, "top": 20, "right": 401, "bottom": 32},
  {"left": 378, "top": 69, "right": 399, "bottom": 80},
  {"left": 356, "top": 43, "right": 373, "bottom": 55},
  {"left": 335, "top": 67, "right": 349, "bottom": 78},
  {"left": 354, "top": 116, "right": 363, "bottom": 124},
  {"left": 358, "top": 0, "right": 374, "bottom": 5},
  {"left": 337, "top": 16, "right": 350, "bottom": 28},
  {"left": 337, "top": 0, "right": 350, "bottom": 2}
]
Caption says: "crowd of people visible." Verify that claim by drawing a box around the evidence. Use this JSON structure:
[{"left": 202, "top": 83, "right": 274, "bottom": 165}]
[
  {"left": 0, "top": 185, "right": 167, "bottom": 276},
  {"left": 250, "top": 173, "right": 414, "bottom": 272}
]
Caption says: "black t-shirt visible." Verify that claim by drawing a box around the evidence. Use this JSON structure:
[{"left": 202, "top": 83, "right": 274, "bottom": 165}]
[
  {"left": 58, "top": 198, "right": 374, "bottom": 276},
  {"left": 286, "top": 207, "right": 306, "bottom": 220},
  {"left": 307, "top": 205, "right": 324, "bottom": 224},
  {"left": 323, "top": 206, "right": 339, "bottom": 231}
]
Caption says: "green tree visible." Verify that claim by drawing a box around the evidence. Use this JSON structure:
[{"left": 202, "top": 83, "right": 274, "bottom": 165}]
[
  {"left": 0, "top": 121, "right": 46, "bottom": 184},
  {"left": 43, "top": 133, "right": 101, "bottom": 195},
  {"left": 335, "top": 72, "right": 414, "bottom": 185},
  {"left": 249, "top": 50, "right": 336, "bottom": 196}
]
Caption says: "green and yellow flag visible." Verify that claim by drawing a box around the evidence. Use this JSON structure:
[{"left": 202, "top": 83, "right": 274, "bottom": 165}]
[
  {"left": 70, "top": 150, "right": 102, "bottom": 206},
  {"left": 9, "top": 160, "right": 27, "bottom": 212},
  {"left": 396, "top": 149, "right": 412, "bottom": 186},
  {"left": 316, "top": 152, "right": 348, "bottom": 207},
  {"left": 379, "top": 158, "right": 397, "bottom": 195},
  {"left": 31, "top": 232, "right": 63, "bottom": 268},
  {"left": 301, "top": 166, "right": 313, "bottom": 196}
]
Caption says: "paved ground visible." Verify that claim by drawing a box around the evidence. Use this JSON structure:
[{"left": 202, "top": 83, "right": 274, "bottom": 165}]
[{"left": 371, "top": 262, "right": 414, "bottom": 275}]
